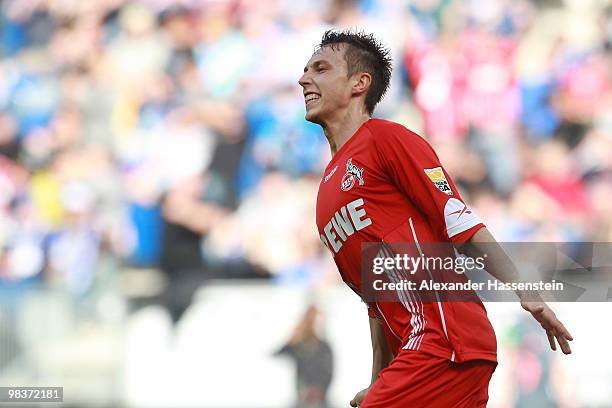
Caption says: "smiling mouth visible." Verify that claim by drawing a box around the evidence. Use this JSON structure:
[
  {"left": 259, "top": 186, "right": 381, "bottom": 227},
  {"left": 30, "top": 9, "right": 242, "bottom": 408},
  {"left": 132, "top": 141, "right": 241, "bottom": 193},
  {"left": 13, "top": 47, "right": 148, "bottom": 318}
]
[{"left": 305, "top": 94, "right": 321, "bottom": 105}]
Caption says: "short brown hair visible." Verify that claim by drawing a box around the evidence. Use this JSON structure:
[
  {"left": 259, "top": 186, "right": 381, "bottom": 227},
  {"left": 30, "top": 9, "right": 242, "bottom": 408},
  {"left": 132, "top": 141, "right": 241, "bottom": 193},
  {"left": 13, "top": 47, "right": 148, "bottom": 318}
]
[{"left": 318, "top": 29, "right": 392, "bottom": 115}]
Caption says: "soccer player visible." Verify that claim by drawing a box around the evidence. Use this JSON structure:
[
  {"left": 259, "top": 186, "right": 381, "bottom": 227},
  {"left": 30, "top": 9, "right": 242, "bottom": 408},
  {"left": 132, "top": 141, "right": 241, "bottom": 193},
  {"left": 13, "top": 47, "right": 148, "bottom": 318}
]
[{"left": 298, "top": 30, "right": 573, "bottom": 407}]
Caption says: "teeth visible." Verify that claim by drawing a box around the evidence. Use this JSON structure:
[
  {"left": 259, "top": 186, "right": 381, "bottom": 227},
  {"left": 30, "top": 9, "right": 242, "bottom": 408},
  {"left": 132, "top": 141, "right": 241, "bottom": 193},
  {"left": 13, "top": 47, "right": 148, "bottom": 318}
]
[{"left": 305, "top": 94, "right": 320, "bottom": 102}]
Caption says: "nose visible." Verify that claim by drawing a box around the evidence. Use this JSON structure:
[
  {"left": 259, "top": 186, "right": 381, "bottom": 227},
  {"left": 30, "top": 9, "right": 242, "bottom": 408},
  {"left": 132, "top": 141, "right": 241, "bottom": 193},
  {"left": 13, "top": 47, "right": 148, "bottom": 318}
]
[{"left": 298, "top": 70, "right": 311, "bottom": 89}]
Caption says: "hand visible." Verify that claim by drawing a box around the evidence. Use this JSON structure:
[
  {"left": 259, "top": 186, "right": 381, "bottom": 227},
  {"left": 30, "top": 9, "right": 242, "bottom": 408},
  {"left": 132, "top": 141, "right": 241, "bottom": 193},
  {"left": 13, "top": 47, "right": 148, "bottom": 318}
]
[
  {"left": 350, "top": 387, "right": 369, "bottom": 407},
  {"left": 520, "top": 300, "right": 573, "bottom": 354}
]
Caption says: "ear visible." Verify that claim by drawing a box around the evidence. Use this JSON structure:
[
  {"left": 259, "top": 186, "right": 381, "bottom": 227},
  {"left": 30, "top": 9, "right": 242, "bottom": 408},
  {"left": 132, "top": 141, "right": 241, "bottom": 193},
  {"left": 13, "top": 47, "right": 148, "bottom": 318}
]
[{"left": 351, "top": 72, "right": 372, "bottom": 97}]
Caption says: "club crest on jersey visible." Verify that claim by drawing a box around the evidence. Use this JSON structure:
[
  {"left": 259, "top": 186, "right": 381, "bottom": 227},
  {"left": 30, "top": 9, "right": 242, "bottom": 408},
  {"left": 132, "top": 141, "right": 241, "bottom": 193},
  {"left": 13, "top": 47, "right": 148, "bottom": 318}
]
[
  {"left": 424, "top": 167, "right": 453, "bottom": 195},
  {"left": 341, "top": 158, "right": 364, "bottom": 191}
]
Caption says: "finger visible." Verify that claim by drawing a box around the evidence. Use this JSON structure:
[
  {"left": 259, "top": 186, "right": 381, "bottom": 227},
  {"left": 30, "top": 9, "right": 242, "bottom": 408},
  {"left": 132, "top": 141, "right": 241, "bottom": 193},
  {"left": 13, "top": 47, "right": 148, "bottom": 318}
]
[
  {"left": 547, "top": 331, "right": 556, "bottom": 351},
  {"left": 558, "top": 338, "right": 572, "bottom": 354},
  {"left": 547, "top": 321, "right": 573, "bottom": 354},
  {"left": 350, "top": 399, "right": 357, "bottom": 407},
  {"left": 555, "top": 322, "right": 574, "bottom": 342},
  {"left": 547, "top": 318, "right": 574, "bottom": 342},
  {"left": 555, "top": 331, "right": 572, "bottom": 354}
]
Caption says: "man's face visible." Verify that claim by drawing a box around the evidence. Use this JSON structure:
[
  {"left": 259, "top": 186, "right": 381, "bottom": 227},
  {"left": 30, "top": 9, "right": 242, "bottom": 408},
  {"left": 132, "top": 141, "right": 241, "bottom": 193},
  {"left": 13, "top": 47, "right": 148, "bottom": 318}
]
[{"left": 298, "top": 45, "right": 353, "bottom": 124}]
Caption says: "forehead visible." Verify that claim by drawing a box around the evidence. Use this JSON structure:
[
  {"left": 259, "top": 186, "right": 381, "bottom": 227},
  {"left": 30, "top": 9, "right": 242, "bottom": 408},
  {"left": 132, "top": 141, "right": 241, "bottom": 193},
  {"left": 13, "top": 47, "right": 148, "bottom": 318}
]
[{"left": 305, "top": 44, "right": 347, "bottom": 68}]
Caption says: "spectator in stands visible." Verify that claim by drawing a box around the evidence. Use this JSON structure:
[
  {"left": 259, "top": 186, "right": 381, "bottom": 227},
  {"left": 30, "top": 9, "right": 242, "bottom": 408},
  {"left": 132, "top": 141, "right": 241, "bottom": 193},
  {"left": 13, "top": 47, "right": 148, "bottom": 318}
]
[{"left": 275, "top": 305, "right": 334, "bottom": 408}]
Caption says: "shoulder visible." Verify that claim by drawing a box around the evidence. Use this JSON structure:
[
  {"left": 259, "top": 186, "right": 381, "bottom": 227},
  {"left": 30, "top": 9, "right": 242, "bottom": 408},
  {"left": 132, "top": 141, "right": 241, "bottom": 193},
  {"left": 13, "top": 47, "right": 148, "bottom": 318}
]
[
  {"left": 365, "top": 118, "right": 406, "bottom": 133},
  {"left": 366, "top": 119, "right": 426, "bottom": 148}
]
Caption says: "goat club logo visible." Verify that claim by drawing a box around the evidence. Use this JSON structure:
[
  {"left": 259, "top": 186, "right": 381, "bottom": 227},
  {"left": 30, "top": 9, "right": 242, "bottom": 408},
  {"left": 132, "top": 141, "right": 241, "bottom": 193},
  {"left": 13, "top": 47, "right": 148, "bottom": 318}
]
[{"left": 341, "top": 158, "right": 365, "bottom": 191}]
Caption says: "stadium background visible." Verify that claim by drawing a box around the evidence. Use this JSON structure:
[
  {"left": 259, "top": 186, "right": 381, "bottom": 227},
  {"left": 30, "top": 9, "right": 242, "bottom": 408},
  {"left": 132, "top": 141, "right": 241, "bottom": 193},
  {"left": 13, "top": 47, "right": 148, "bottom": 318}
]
[{"left": 0, "top": 0, "right": 611, "bottom": 406}]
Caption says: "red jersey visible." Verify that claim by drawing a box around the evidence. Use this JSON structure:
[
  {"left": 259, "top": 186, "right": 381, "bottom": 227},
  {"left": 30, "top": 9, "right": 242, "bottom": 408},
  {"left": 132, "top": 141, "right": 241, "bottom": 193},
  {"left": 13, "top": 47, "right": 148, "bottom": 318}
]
[{"left": 315, "top": 119, "right": 497, "bottom": 363}]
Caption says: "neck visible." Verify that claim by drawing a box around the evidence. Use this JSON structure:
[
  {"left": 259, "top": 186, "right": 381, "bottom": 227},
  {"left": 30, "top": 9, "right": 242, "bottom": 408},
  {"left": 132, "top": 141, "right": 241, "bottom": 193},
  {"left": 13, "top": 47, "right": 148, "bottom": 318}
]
[{"left": 322, "top": 108, "right": 371, "bottom": 155}]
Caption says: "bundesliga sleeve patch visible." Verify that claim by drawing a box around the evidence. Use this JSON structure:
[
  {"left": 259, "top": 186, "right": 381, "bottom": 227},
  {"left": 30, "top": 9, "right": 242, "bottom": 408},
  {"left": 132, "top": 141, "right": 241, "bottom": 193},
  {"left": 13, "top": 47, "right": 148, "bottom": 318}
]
[{"left": 424, "top": 167, "right": 453, "bottom": 195}]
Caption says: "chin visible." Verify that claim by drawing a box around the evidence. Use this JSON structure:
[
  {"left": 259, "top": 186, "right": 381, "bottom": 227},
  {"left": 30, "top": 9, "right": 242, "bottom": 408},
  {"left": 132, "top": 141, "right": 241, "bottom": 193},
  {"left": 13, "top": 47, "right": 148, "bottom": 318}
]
[{"left": 305, "top": 108, "right": 324, "bottom": 125}]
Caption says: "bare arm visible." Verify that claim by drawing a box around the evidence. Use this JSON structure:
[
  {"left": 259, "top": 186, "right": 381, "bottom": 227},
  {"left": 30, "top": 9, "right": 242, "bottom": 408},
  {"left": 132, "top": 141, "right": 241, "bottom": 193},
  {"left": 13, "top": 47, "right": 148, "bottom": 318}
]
[
  {"left": 350, "top": 317, "right": 394, "bottom": 407},
  {"left": 458, "top": 227, "right": 521, "bottom": 283},
  {"left": 458, "top": 227, "right": 574, "bottom": 354},
  {"left": 368, "top": 317, "right": 394, "bottom": 383}
]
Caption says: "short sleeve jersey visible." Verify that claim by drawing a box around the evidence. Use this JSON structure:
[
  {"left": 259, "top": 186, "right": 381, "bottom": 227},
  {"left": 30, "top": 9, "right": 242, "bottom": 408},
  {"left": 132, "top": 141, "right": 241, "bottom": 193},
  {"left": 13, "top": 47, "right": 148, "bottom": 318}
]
[{"left": 315, "top": 119, "right": 497, "bottom": 363}]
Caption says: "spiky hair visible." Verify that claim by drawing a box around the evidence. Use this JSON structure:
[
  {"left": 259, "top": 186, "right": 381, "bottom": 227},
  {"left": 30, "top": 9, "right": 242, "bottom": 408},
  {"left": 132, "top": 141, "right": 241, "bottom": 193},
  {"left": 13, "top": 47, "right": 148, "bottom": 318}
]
[{"left": 317, "top": 29, "right": 392, "bottom": 115}]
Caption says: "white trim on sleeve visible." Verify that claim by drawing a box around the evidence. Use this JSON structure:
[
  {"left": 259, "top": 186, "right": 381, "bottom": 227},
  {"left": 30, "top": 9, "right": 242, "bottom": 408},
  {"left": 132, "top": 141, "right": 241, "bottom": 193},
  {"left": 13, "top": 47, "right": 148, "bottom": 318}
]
[{"left": 444, "top": 198, "right": 482, "bottom": 238}]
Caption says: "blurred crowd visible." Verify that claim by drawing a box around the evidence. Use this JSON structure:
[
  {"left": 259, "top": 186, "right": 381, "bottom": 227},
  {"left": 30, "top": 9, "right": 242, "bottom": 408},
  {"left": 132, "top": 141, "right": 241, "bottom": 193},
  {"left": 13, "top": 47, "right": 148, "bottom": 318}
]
[{"left": 0, "top": 0, "right": 611, "bottom": 303}]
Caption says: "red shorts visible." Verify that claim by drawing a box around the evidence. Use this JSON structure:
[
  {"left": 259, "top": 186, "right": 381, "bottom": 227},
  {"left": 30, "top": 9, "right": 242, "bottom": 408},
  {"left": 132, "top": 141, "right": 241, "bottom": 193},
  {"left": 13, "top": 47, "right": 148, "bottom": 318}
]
[{"left": 361, "top": 350, "right": 497, "bottom": 408}]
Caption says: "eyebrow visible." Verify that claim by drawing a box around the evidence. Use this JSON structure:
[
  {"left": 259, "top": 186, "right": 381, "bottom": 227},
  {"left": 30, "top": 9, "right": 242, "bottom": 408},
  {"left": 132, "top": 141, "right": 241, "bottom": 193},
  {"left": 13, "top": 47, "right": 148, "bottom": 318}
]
[{"left": 303, "top": 60, "right": 328, "bottom": 73}]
